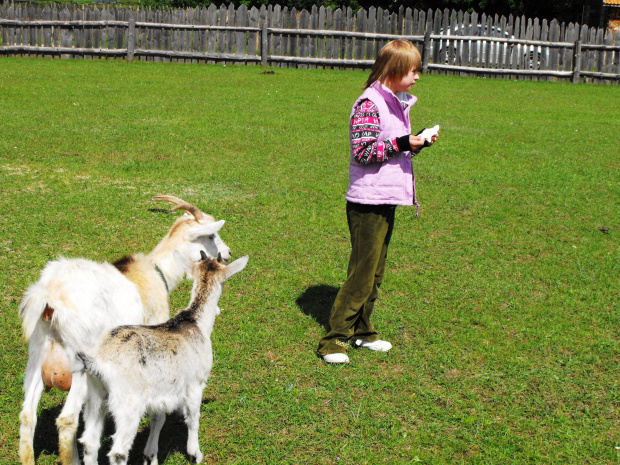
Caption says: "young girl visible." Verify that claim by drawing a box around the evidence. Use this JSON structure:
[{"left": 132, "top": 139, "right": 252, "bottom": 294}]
[{"left": 317, "top": 39, "right": 438, "bottom": 364}]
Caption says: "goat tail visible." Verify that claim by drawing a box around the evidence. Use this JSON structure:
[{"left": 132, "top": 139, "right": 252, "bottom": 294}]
[
  {"left": 19, "top": 282, "right": 51, "bottom": 343},
  {"left": 77, "top": 352, "right": 101, "bottom": 379}
]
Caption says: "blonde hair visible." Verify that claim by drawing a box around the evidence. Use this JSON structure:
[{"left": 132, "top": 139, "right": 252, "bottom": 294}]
[{"left": 364, "top": 40, "right": 422, "bottom": 89}]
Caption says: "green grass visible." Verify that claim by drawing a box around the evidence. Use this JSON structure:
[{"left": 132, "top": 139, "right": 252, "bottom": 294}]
[{"left": 0, "top": 57, "right": 619, "bottom": 464}]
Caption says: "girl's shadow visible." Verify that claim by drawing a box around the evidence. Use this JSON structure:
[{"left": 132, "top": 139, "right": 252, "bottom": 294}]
[{"left": 296, "top": 284, "right": 339, "bottom": 330}]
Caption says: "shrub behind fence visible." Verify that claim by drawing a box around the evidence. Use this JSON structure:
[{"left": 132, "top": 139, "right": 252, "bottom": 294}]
[{"left": 1, "top": 2, "right": 619, "bottom": 84}]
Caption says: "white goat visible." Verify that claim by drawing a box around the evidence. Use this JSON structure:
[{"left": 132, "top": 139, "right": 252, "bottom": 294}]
[
  {"left": 79, "top": 251, "right": 249, "bottom": 465},
  {"left": 18, "top": 196, "right": 232, "bottom": 465}
]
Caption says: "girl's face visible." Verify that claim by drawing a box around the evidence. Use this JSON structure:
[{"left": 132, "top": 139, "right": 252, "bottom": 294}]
[{"left": 385, "top": 68, "right": 420, "bottom": 93}]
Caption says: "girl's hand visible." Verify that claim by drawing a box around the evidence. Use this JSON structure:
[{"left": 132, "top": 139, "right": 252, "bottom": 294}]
[{"left": 409, "top": 135, "right": 426, "bottom": 151}]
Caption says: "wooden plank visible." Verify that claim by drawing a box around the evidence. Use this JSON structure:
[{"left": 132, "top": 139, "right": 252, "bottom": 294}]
[
  {"left": 375, "top": 7, "right": 384, "bottom": 57},
  {"left": 346, "top": 7, "right": 354, "bottom": 62},
  {"left": 183, "top": 9, "right": 191, "bottom": 61},
  {"left": 272, "top": 5, "right": 282, "bottom": 63},
  {"left": 236, "top": 5, "right": 248, "bottom": 61},
  {"left": 461, "top": 12, "right": 470, "bottom": 70},
  {"left": 282, "top": 7, "right": 291, "bottom": 67},
  {"left": 260, "top": 5, "right": 268, "bottom": 65},
  {"left": 309, "top": 5, "right": 317, "bottom": 65},
  {"left": 289, "top": 8, "right": 298, "bottom": 65},
  {"left": 563, "top": 22, "right": 574, "bottom": 71},
  {"left": 198, "top": 7, "right": 207, "bottom": 57},
  {"left": 595, "top": 28, "right": 604, "bottom": 84},
  {"left": 366, "top": 7, "right": 375, "bottom": 61},
  {"left": 190, "top": 7, "right": 199, "bottom": 62},
  {"left": 9, "top": 4, "right": 18, "bottom": 50},
  {"left": 587, "top": 27, "right": 597, "bottom": 79},
  {"left": 137, "top": 9, "right": 146, "bottom": 61},
  {"left": 22, "top": 6, "right": 31, "bottom": 52},
  {"left": 163, "top": 10, "right": 172, "bottom": 62},
  {"left": 32, "top": 5, "right": 41, "bottom": 51},
  {"left": 127, "top": 17, "right": 135, "bottom": 61},
  {"left": 429, "top": 62, "right": 571, "bottom": 76},
  {"left": 549, "top": 20, "right": 560, "bottom": 78},
  {"left": 260, "top": 19, "right": 267, "bottom": 66},
  {"left": 470, "top": 11, "right": 479, "bottom": 69},
  {"left": 431, "top": 8, "right": 441, "bottom": 68},
  {"left": 422, "top": 29, "right": 431, "bottom": 72},
  {"left": 52, "top": 5, "right": 60, "bottom": 53},
  {"left": 248, "top": 7, "right": 258, "bottom": 58},
  {"left": 83, "top": 6, "right": 94, "bottom": 57},
  {"left": 558, "top": 21, "right": 566, "bottom": 69},
  {"left": 404, "top": 7, "right": 412, "bottom": 37},
  {"left": 172, "top": 9, "right": 180, "bottom": 61},
  {"left": 218, "top": 4, "right": 226, "bottom": 56},
  {"left": 206, "top": 4, "right": 216, "bottom": 58},
  {"left": 498, "top": 15, "right": 507, "bottom": 71},
  {"left": 615, "top": 31, "right": 620, "bottom": 77},
  {"left": 447, "top": 10, "right": 456, "bottom": 71},
  {"left": 172, "top": 9, "right": 181, "bottom": 61},
  {"left": 504, "top": 14, "right": 515, "bottom": 73},
  {"left": 510, "top": 15, "right": 521, "bottom": 73},
  {"left": 355, "top": 8, "right": 365, "bottom": 61},
  {"left": 143, "top": 9, "right": 152, "bottom": 61},
  {"left": 317, "top": 6, "right": 326, "bottom": 62},
  {"left": 333, "top": 8, "right": 342, "bottom": 61},
  {"left": 299, "top": 9, "right": 309, "bottom": 68},
  {"left": 116, "top": 7, "right": 124, "bottom": 52},
  {"left": 1, "top": 3, "right": 9, "bottom": 49},
  {"left": 59, "top": 7, "right": 71, "bottom": 59},
  {"left": 227, "top": 3, "right": 235, "bottom": 56},
  {"left": 539, "top": 19, "right": 548, "bottom": 74},
  {"left": 604, "top": 30, "right": 614, "bottom": 77}
]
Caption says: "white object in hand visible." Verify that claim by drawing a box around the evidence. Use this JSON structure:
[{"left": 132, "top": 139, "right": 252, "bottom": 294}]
[{"left": 418, "top": 125, "right": 440, "bottom": 143}]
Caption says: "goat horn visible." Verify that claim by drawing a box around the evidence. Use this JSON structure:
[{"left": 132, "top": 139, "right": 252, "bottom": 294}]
[{"left": 152, "top": 195, "right": 207, "bottom": 222}]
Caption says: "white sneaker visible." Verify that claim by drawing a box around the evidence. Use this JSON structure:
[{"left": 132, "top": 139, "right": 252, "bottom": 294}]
[
  {"left": 323, "top": 353, "right": 350, "bottom": 364},
  {"left": 354, "top": 339, "right": 392, "bottom": 352}
]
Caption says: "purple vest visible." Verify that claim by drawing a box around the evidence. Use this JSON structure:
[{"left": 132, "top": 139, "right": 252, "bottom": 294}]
[{"left": 345, "top": 81, "right": 418, "bottom": 207}]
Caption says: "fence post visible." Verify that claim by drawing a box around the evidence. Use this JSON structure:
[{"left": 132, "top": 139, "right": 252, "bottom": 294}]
[
  {"left": 572, "top": 39, "right": 581, "bottom": 84},
  {"left": 422, "top": 29, "right": 431, "bottom": 73},
  {"left": 261, "top": 20, "right": 269, "bottom": 66},
  {"left": 127, "top": 17, "right": 136, "bottom": 62}
]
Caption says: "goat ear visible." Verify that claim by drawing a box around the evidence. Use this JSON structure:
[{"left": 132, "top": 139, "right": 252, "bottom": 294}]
[
  {"left": 225, "top": 255, "right": 249, "bottom": 279},
  {"left": 186, "top": 220, "right": 225, "bottom": 241},
  {"left": 200, "top": 250, "right": 208, "bottom": 261},
  {"left": 173, "top": 250, "right": 192, "bottom": 273}
]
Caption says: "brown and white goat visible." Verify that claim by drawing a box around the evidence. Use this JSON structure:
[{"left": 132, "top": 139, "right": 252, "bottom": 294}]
[
  {"left": 18, "top": 196, "right": 231, "bottom": 465},
  {"left": 79, "top": 251, "right": 248, "bottom": 465}
]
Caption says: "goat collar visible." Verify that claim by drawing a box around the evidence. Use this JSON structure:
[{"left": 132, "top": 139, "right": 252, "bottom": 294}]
[{"left": 153, "top": 264, "right": 170, "bottom": 293}]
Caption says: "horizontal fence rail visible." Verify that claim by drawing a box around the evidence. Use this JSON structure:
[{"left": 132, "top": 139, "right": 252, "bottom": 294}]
[{"left": 1, "top": 2, "right": 619, "bottom": 84}]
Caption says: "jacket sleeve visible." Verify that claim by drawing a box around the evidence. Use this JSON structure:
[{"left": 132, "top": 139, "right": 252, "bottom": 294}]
[{"left": 350, "top": 99, "right": 411, "bottom": 164}]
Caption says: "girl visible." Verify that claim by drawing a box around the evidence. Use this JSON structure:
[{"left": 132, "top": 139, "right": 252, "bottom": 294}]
[{"left": 317, "top": 39, "right": 438, "bottom": 364}]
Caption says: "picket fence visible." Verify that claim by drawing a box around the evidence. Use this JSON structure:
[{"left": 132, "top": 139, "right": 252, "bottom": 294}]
[{"left": 1, "top": 1, "right": 619, "bottom": 84}]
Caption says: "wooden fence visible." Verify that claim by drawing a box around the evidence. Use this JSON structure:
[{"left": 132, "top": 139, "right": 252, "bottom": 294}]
[{"left": 1, "top": 2, "right": 620, "bottom": 84}]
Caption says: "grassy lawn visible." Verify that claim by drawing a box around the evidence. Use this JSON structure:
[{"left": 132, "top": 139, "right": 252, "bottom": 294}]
[{"left": 0, "top": 57, "right": 619, "bottom": 464}]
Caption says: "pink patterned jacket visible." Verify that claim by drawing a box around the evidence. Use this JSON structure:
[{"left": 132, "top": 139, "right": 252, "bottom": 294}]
[{"left": 345, "top": 81, "right": 419, "bottom": 208}]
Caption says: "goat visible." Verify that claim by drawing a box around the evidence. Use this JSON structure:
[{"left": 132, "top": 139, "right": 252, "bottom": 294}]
[
  {"left": 79, "top": 251, "right": 249, "bottom": 465},
  {"left": 18, "top": 196, "right": 231, "bottom": 465}
]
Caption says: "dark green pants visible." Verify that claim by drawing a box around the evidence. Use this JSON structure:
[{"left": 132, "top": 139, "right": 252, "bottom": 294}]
[{"left": 317, "top": 202, "right": 396, "bottom": 356}]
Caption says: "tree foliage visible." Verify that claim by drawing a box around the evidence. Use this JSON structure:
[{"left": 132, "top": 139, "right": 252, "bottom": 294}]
[{"left": 140, "top": 0, "right": 586, "bottom": 24}]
